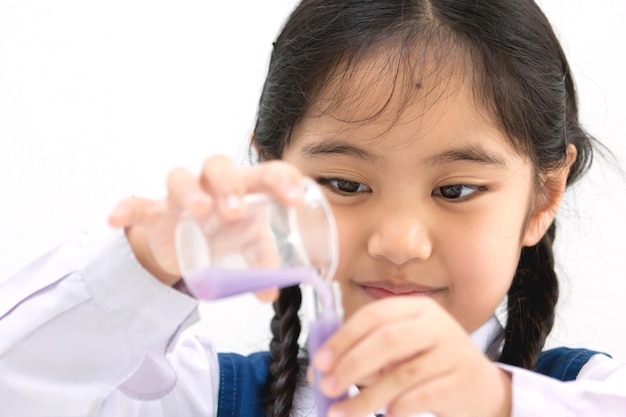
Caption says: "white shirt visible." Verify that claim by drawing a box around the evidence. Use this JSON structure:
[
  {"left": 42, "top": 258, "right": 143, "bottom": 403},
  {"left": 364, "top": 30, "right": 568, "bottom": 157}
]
[{"left": 1, "top": 227, "right": 626, "bottom": 417}]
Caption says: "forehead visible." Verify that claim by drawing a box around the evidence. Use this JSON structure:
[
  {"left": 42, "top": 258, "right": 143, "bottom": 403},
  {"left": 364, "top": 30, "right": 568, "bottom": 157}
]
[
  {"left": 306, "top": 47, "right": 473, "bottom": 125},
  {"left": 293, "top": 50, "right": 509, "bottom": 154}
]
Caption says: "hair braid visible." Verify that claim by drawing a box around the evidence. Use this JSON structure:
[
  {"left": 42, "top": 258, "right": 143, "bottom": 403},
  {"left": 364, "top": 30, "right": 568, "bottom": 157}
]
[
  {"left": 498, "top": 222, "right": 559, "bottom": 369},
  {"left": 264, "top": 286, "right": 303, "bottom": 417}
]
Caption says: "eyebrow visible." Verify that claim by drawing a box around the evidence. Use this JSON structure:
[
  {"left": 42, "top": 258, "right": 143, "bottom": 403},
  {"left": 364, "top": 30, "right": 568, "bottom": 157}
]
[
  {"left": 299, "top": 139, "right": 381, "bottom": 164},
  {"left": 424, "top": 145, "right": 508, "bottom": 167}
]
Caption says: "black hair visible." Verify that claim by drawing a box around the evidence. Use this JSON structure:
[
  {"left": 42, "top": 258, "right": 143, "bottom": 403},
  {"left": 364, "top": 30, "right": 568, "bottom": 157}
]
[
  {"left": 252, "top": 1, "right": 598, "bottom": 415},
  {"left": 263, "top": 286, "right": 304, "bottom": 417}
]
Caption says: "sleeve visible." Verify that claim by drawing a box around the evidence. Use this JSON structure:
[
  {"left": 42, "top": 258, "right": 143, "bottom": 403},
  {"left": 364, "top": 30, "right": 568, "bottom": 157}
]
[
  {"left": 498, "top": 354, "right": 626, "bottom": 417},
  {"left": 0, "top": 226, "right": 221, "bottom": 417}
]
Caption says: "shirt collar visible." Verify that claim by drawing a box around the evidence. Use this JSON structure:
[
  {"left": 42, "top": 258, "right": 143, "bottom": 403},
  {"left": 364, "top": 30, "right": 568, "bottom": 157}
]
[{"left": 470, "top": 315, "right": 504, "bottom": 354}]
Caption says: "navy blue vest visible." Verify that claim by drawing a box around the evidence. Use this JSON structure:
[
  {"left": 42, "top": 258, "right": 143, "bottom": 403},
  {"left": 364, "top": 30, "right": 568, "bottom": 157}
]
[{"left": 216, "top": 347, "right": 607, "bottom": 417}]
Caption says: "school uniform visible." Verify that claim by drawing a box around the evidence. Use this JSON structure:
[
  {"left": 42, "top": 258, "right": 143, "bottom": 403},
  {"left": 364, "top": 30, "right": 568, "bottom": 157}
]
[{"left": 1, "top": 227, "right": 626, "bottom": 417}]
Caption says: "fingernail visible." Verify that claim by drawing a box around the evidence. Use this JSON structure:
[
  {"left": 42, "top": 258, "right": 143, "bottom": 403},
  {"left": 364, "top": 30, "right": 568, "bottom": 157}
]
[
  {"left": 314, "top": 349, "right": 334, "bottom": 369},
  {"left": 109, "top": 205, "right": 129, "bottom": 222},
  {"left": 284, "top": 182, "right": 302, "bottom": 202},
  {"left": 321, "top": 374, "right": 338, "bottom": 391},
  {"left": 221, "top": 194, "right": 241, "bottom": 211}
]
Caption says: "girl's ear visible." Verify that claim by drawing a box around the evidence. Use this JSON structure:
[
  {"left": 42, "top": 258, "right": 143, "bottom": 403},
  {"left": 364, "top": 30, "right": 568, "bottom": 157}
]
[{"left": 522, "top": 144, "right": 577, "bottom": 247}]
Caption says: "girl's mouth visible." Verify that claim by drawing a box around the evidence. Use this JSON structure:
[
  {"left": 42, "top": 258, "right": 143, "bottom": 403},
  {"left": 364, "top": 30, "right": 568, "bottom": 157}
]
[{"left": 357, "top": 281, "right": 445, "bottom": 299}]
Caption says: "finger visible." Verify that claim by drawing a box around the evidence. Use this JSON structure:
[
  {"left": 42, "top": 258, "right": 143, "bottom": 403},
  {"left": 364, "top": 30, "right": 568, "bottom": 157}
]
[
  {"left": 198, "top": 155, "right": 246, "bottom": 220},
  {"left": 313, "top": 297, "right": 435, "bottom": 373},
  {"left": 385, "top": 376, "right": 451, "bottom": 417},
  {"left": 253, "top": 236, "right": 283, "bottom": 268},
  {"left": 240, "top": 161, "right": 304, "bottom": 206},
  {"left": 330, "top": 350, "right": 451, "bottom": 417},
  {"left": 318, "top": 316, "right": 436, "bottom": 397},
  {"left": 109, "top": 167, "right": 212, "bottom": 228},
  {"left": 108, "top": 197, "right": 167, "bottom": 228},
  {"left": 167, "top": 167, "right": 213, "bottom": 217}
]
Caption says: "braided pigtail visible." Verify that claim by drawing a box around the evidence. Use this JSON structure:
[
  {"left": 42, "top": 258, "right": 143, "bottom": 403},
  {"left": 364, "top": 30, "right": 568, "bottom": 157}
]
[
  {"left": 264, "top": 286, "right": 303, "bottom": 417},
  {"left": 497, "top": 222, "right": 559, "bottom": 369}
]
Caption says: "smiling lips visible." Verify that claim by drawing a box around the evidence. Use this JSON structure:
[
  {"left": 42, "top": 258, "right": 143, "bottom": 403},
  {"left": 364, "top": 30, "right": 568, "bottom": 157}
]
[{"left": 358, "top": 281, "right": 444, "bottom": 299}]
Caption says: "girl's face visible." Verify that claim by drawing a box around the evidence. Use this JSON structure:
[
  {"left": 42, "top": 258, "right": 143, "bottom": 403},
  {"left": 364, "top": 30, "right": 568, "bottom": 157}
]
[{"left": 283, "top": 59, "right": 550, "bottom": 333}]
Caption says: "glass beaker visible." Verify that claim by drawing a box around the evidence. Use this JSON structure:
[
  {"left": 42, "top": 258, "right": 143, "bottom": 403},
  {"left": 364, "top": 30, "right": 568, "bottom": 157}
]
[{"left": 174, "top": 177, "right": 338, "bottom": 300}]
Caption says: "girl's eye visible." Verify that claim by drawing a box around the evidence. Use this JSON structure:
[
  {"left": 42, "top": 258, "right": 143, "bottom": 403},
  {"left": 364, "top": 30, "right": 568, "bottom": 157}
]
[
  {"left": 317, "top": 178, "right": 371, "bottom": 194},
  {"left": 433, "top": 184, "right": 484, "bottom": 200}
]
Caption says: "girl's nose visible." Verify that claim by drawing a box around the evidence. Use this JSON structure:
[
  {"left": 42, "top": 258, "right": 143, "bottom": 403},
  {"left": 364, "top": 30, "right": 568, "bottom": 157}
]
[{"left": 367, "top": 208, "right": 432, "bottom": 266}]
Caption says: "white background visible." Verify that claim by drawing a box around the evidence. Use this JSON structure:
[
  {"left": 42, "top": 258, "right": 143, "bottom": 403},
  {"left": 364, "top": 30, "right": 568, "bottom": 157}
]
[{"left": 1, "top": 1, "right": 625, "bottom": 361}]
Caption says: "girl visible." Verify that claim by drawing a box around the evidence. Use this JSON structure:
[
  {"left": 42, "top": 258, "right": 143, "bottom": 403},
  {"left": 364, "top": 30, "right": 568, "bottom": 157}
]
[{"left": 2, "top": 0, "right": 625, "bottom": 416}]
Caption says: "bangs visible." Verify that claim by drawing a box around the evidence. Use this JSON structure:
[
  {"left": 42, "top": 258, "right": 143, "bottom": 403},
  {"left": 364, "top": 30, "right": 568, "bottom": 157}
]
[{"left": 301, "top": 25, "right": 485, "bottom": 144}]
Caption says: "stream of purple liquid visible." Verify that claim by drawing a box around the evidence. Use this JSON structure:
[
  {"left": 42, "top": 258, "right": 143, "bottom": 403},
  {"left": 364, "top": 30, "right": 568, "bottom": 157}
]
[{"left": 184, "top": 267, "right": 346, "bottom": 417}]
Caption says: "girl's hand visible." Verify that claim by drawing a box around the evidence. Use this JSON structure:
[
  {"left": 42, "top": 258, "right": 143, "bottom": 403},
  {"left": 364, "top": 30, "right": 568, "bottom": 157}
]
[
  {"left": 313, "top": 297, "right": 512, "bottom": 417},
  {"left": 107, "top": 154, "right": 304, "bottom": 300}
]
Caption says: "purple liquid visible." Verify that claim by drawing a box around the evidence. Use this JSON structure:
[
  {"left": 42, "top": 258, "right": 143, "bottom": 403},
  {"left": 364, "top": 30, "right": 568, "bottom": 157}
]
[
  {"left": 183, "top": 267, "right": 316, "bottom": 300},
  {"left": 308, "top": 317, "right": 348, "bottom": 417},
  {"left": 184, "top": 266, "right": 346, "bottom": 414}
]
